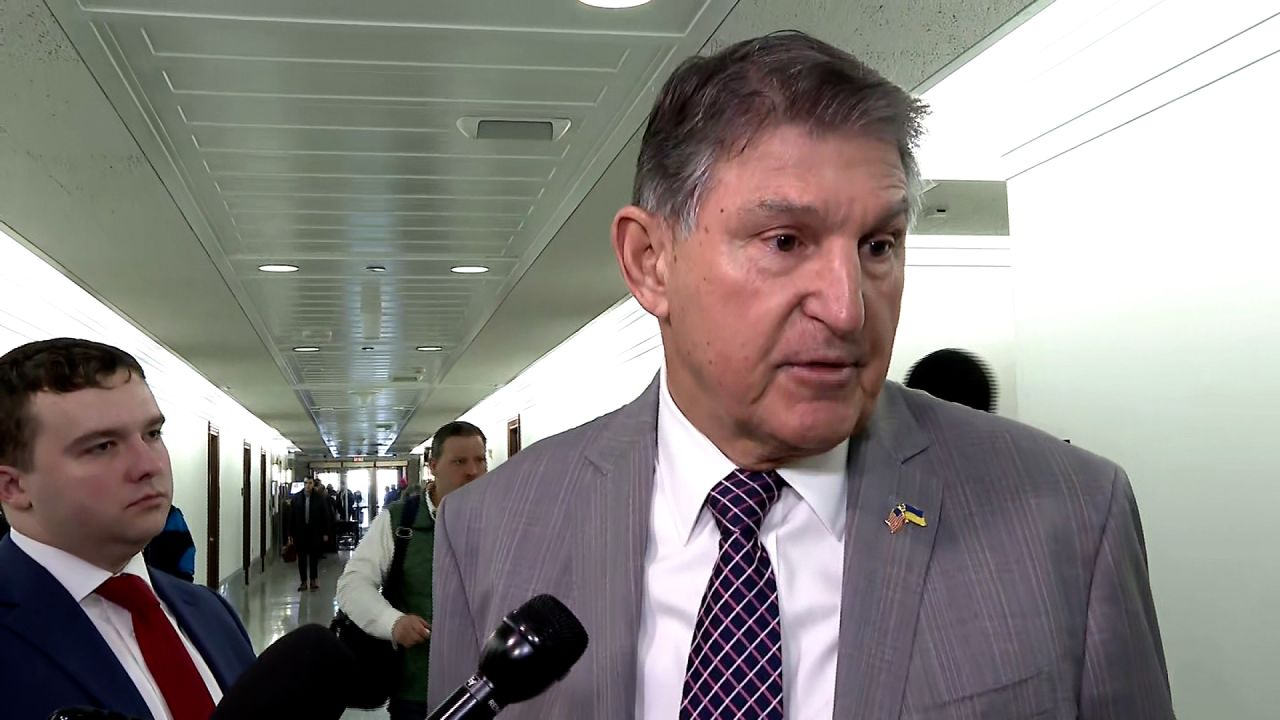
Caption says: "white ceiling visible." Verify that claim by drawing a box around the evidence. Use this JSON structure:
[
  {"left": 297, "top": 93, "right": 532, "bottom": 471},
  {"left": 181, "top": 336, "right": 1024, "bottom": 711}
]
[{"left": 8, "top": 0, "right": 1038, "bottom": 456}]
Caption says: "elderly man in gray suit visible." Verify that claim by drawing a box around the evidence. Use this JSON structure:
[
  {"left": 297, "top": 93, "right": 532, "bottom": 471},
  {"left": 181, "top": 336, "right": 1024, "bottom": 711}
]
[{"left": 428, "top": 31, "right": 1173, "bottom": 720}]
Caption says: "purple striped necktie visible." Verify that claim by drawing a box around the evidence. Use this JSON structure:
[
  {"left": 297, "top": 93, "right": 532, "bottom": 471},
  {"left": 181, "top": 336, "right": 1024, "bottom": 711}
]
[{"left": 680, "top": 469, "right": 786, "bottom": 720}]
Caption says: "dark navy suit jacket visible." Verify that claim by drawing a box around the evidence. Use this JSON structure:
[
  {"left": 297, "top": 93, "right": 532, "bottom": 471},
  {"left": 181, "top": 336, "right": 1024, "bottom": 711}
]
[{"left": 0, "top": 535, "right": 256, "bottom": 720}]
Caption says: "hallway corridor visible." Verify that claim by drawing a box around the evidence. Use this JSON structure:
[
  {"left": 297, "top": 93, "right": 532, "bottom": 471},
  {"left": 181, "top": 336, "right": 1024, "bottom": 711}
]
[{"left": 224, "top": 553, "right": 389, "bottom": 719}]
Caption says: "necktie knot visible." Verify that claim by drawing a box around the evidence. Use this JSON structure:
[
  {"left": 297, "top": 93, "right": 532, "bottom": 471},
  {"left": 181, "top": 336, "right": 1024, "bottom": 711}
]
[
  {"left": 96, "top": 573, "right": 161, "bottom": 615},
  {"left": 707, "top": 469, "right": 786, "bottom": 537}
]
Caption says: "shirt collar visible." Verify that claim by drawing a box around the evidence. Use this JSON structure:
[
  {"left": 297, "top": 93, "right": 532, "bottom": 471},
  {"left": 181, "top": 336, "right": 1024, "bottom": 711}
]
[
  {"left": 656, "top": 366, "right": 849, "bottom": 545},
  {"left": 425, "top": 489, "right": 438, "bottom": 520},
  {"left": 9, "top": 528, "right": 155, "bottom": 603}
]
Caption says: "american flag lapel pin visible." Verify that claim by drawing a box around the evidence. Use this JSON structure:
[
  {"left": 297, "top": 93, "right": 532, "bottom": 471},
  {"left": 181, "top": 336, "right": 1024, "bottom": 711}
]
[
  {"left": 886, "top": 502, "right": 927, "bottom": 534},
  {"left": 885, "top": 503, "right": 907, "bottom": 534}
]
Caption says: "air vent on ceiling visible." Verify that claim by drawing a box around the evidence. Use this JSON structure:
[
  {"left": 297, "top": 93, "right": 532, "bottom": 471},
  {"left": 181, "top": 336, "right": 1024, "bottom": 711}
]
[
  {"left": 478, "top": 120, "right": 552, "bottom": 141},
  {"left": 457, "top": 116, "right": 572, "bottom": 141}
]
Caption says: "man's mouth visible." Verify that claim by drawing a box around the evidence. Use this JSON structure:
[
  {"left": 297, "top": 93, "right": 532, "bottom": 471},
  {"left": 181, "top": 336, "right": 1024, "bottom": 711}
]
[{"left": 128, "top": 492, "right": 167, "bottom": 508}]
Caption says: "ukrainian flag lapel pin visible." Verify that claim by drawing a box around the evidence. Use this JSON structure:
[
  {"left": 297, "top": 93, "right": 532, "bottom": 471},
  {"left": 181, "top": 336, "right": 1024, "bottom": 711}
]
[{"left": 885, "top": 502, "right": 927, "bottom": 534}]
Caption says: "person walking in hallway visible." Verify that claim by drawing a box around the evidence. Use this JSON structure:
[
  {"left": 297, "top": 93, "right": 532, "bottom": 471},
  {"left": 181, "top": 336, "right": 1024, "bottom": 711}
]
[
  {"left": 337, "top": 421, "right": 488, "bottom": 720},
  {"left": 426, "top": 32, "right": 1173, "bottom": 719},
  {"left": 0, "top": 338, "right": 256, "bottom": 719},
  {"left": 288, "top": 477, "right": 331, "bottom": 591}
]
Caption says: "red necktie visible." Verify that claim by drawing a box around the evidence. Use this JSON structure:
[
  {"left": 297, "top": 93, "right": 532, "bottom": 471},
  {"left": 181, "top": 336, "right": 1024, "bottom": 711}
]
[{"left": 96, "top": 574, "right": 215, "bottom": 720}]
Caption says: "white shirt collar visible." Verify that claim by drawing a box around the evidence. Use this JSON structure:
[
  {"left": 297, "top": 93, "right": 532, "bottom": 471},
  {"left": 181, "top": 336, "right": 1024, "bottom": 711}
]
[
  {"left": 8, "top": 527, "right": 155, "bottom": 603},
  {"left": 656, "top": 366, "right": 849, "bottom": 545}
]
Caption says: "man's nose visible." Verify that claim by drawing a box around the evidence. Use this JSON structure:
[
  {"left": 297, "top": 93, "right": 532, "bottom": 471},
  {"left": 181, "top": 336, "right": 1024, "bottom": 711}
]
[
  {"left": 126, "top": 436, "right": 165, "bottom": 481},
  {"left": 805, "top": 243, "right": 867, "bottom": 336}
]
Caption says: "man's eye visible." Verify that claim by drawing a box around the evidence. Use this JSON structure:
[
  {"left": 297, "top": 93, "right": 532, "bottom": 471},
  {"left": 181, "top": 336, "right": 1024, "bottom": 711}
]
[
  {"left": 863, "top": 236, "right": 899, "bottom": 258},
  {"left": 88, "top": 441, "right": 115, "bottom": 455},
  {"left": 770, "top": 234, "right": 799, "bottom": 252}
]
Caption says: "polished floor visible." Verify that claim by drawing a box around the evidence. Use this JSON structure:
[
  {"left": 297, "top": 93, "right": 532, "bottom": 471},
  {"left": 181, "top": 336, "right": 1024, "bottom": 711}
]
[{"left": 223, "top": 551, "right": 388, "bottom": 719}]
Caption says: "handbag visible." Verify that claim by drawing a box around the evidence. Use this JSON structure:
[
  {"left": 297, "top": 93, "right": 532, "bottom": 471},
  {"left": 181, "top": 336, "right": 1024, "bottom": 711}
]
[{"left": 330, "top": 495, "right": 422, "bottom": 708}]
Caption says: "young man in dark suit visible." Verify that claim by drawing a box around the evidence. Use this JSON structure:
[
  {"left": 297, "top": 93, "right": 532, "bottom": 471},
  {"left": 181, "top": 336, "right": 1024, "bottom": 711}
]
[
  {"left": 288, "top": 477, "right": 332, "bottom": 591},
  {"left": 0, "top": 338, "right": 256, "bottom": 720}
]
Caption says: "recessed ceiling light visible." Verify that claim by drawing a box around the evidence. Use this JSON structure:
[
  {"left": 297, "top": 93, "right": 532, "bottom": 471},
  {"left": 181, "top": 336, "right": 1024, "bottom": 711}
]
[
  {"left": 292, "top": 346, "right": 320, "bottom": 353},
  {"left": 578, "top": 0, "right": 650, "bottom": 7},
  {"left": 258, "top": 264, "right": 299, "bottom": 273},
  {"left": 416, "top": 345, "right": 444, "bottom": 352},
  {"left": 450, "top": 265, "right": 490, "bottom": 275},
  {"left": 366, "top": 265, "right": 387, "bottom": 273}
]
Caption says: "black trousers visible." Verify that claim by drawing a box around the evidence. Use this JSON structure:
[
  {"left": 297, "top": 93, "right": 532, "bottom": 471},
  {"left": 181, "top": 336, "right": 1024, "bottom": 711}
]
[{"left": 296, "top": 549, "right": 320, "bottom": 584}]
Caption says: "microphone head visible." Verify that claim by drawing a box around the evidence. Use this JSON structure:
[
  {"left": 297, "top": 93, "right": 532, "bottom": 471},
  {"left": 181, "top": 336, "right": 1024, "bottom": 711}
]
[{"left": 478, "top": 594, "right": 589, "bottom": 706}]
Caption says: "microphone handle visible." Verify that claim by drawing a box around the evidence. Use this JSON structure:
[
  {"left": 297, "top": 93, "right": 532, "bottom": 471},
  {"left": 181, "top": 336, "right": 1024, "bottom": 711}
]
[{"left": 426, "top": 675, "right": 500, "bottom": 720}]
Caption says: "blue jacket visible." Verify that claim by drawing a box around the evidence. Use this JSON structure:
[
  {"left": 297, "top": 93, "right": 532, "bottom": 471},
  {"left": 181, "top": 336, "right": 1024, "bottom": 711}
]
[{"left": 0, "top": 536, "right": 256, "bottom": 719}]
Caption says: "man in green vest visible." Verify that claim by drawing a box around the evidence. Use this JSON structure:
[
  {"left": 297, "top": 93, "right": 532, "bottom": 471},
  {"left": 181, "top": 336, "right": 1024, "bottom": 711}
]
[{"left": 336, "top": 421, "right": 489, "bottom": 720}]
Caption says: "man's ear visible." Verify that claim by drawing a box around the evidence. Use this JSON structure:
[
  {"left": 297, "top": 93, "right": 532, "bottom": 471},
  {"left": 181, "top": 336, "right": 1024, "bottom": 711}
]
[
  {"left": 0, "top": 465, "right": 33, "bottom": 511},
  {"left": 612, "top": 206, "right": 675, "bottom": 320}
]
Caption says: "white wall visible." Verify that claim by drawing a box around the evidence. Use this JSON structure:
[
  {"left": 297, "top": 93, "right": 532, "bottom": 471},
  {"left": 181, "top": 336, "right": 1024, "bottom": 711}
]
[
  {"left": 0, "top": 224, "right": 292, "bottom": 587},
  {"left": 459, "top": 240, "right": 1017, "bottom": 467},
  {"left": 978, "top": 3, "right": 1280, "bottom": 716},
  {"left": 1007, "top": 56, "right": 1280, "bottom": 720}
]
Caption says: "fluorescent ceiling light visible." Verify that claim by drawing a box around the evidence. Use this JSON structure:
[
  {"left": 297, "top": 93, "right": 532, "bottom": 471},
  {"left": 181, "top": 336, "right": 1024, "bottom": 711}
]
[
  {"left": 366, "top": 265, "right": 387, "bottom": 273},
  {"left": 258, "top": 264, "right": 299, "bottom": 273},
  {"left": 292, "top": 346, "right": 320, "bottom": 353},
  {"left": 361, "top": 346, "right": 374, "bottom": 351},
  {"left": 578, "top": 0, "right": 650, "bottom": 7},
  {"left": 450, "top": 265, "right": 490, "bottom": 274},
  {"left": 416, "top": 345, "right": 444, "bottom": 352}
]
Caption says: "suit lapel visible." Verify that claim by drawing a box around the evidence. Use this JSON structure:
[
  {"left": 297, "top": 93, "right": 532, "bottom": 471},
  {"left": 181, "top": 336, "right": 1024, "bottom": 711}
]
[
  {"left": 834, "top": 384, "right": 943, "bottom": 719},
  {"left": 0, "top": 539, "right": 151, "bottom": 718},
  {"left": 151, "top": 570, "right": 245, "bottom": 692},
  {"left": 575, "top": 376, "right": 661, "bottom": 718}
]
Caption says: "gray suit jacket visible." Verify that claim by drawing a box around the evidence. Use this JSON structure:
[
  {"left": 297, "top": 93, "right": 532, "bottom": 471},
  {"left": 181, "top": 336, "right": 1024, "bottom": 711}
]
[{"left": 428, "top": 379, "right": 1173, "bottom": 718}]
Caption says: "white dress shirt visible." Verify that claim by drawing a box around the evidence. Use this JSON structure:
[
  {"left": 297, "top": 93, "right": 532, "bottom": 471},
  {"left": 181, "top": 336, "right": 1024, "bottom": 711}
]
[
  {"left": 336, "top": 492, "right": 437, "bottom": 642},
  {"left": 9, "top": 528, "right": 222, "bottom": 720},
  {"left": 637, "top": 369, "right": 848, "bottom": 720}
]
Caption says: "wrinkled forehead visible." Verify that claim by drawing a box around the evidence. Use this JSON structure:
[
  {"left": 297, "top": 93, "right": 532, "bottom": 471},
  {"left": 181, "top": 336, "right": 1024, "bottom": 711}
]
[{"left": 699, "top": 127, "right": 910, "bottom": 222}]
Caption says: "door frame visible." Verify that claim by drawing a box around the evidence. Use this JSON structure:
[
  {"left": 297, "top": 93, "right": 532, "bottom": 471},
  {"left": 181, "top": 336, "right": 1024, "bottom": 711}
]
[
  {"left": 206, "top": 424, "right": 220, "bottom": 590},
  {"left": 259, "top": 451, "right": 268, "bottom": 573},
  {"left": 241, "top": 443, "right": 252, "bottom": 585}
]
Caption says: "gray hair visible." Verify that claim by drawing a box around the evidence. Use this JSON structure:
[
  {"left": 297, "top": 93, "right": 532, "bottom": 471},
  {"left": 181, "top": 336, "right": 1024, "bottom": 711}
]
[{"left": 633, "top": 31, "right": 929, "bottom": 234}]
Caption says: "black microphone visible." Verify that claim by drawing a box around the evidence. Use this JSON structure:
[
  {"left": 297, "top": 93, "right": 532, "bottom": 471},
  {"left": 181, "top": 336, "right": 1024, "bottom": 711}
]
[
  {"left": 46, "top": 710, "right": 141, "bottom": 720},
  {"left": 210, "top": 623, "right": 362, "bottom": 719},
  {"left": 427, "top": 594, "right": 589, "bottom": 720}
]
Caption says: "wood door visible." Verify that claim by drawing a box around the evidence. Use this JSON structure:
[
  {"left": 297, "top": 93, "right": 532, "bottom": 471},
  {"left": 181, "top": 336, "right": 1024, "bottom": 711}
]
[
  {"left": 507, "top": 415, "right": 522, "bottom": 457},
  {"left": 259, "top": 451, "right": 268, "bottom": 573},
  {"left": 206, "top": 425, "right": 220, "bottom": 590},
  {"left": 242, "top": 443, "right": 251, "bottom": 585}
]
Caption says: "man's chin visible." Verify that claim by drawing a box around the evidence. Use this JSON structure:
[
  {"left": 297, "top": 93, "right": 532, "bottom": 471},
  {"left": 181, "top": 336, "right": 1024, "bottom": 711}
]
[{"left": 768, "top": 407, "right": 859, "bottom": 452}]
